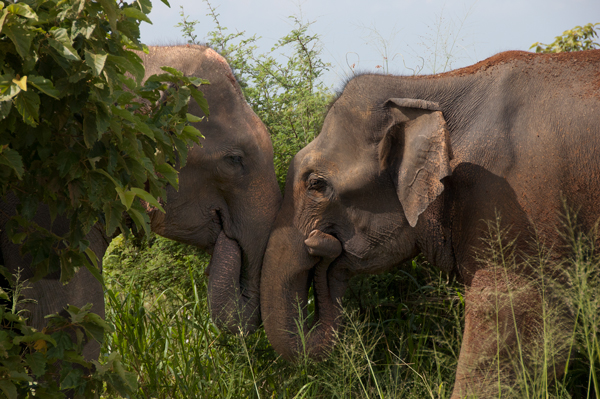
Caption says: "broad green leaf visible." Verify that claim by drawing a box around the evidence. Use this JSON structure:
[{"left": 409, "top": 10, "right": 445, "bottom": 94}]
[
  {"left": 120, "top": 7, "right": 152, "bottom": 24},
  {"left": 60, "top": 367, "right": 84, "bottom": 390},
  {"left": 160, "top": 66, "right": 184, "bottom": 77},
  {"left": 116, "top": 187, "right": 136, "bottom": 210},
  {"left": 155, "top": 163, "right": 178, "bottom": 189},
  {"left": 94, "top": 169, "right": 120, "bottom": 188},
  {"left": 111, "top": 105, "right": 136, "bottom": 122},
  {"left": 103, "top": 202, "right": 123, "bottom": 236},
  {"left": 83, "top": 247, "right": 104, "bottom": 285},
  {"left": 134, "top": 118, "right": 154, "bottom": 138},
  {"left": 49, "top": 28, "right": 80, "bottom": 61},
  {"left": 136, "top": 0, "right": 153, "bottom": 14},
  {"left": 160, "top": 0, "right": 171, "bottom": 6},
  {"left": 28, "top": 75, "right": 60, "bottom": 99},
  {"left": 186, "top": 112, "right": 202, "bottom": 123},
  {"left": 97, "top": 0, "right": 118, "bottom": 34},
  {"left": 84, "top": 50, "right": 108, "bottom": 76},
  {"left": 173, "top": 85, "right": 190, "bottom": 113},
  {"left": 127, "top": 207, "right": 149, "bottom": 235},
  {"left": 0, "top": 380, "right": 17, "bottom": 399},
  {"left": 13, "top": 332, "right": 56, "bottom": 346},
  {"left": 6, "top": 3, "right": 37, "bottom": 20},
  {"left": 71, "top": 19, "right": 96, "bottom": 40},
  {"left": 130, "top": 187, "right": 165, "bottom": 213},
  {"left": 3, "top": 22, "right": 33, "bottom": 59},
  {"left": 83, "top": 110, "right": 98, "bottom": 148},
  {"left": 59, "top": 252, "right": 78, "bottom": 284},
  {"left": 0, "top": 100, "right": 12, "bottom": 120},
  {"left": 0, "top": 147, "right": 24, "bottom": 179},
  {"left": 182, "top": 125, "right": 202, "bottom": 145},
  {"left": 190, "top": 85, "right": 209, "bottom": 116},
  {"left": 25, "top": 352, "right": 46, "bottom": 377},
  {"left": 0, "top": 9, "right": 8, "bottom": 33},
  {"left": 14, "top": 89, "right": 39, "bottom": 126}
]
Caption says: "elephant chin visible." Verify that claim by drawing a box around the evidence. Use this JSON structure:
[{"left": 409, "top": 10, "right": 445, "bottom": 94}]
[{"left": 207, "top": 230, "right": 260, "bottom": 334}]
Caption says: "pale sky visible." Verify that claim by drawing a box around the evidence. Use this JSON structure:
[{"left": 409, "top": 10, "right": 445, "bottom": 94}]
[{"left": 140, "top": 0, "right": 600, "bottom": 88}]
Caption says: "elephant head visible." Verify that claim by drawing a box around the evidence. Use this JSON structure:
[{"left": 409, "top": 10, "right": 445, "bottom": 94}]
[
  {"left": 139, "top": 45, "right": 281, "bottom": 334},
  {"left": 260, "top": 77, "right": 453, "bottom": 359}
]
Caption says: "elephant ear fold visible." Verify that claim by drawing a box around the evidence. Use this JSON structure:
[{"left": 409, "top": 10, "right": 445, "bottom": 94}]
[{"left": 379, "top": 98, "right": 453, "bottom": 228}]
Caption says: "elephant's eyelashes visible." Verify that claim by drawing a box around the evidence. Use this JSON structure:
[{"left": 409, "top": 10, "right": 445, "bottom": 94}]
[{"left": 307, "top": 174, "right": 327, "bottom": 191}]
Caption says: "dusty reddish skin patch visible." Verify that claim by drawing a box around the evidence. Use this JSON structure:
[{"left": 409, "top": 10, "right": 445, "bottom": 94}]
[{"left": 410, "top": 50, "right": 600, "bottom": 79}]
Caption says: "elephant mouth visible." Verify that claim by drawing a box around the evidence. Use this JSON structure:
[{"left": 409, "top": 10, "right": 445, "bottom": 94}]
[{"left": 205, "top": 208, "right": 243, "bottom": 273}]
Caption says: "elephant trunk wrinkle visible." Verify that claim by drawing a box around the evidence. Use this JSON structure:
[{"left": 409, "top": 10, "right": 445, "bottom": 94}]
[{"left": 208, "top": 230, "right": 260, "bottom": 334}]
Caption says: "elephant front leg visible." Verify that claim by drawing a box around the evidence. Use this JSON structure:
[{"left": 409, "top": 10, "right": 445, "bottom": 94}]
[{"left": 451, "top": 267, "right": 568, "bottom": 399}]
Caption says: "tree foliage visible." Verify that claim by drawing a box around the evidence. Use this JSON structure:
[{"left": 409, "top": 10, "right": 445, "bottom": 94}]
[
  {"left": 0, "top": 0, "right": 206, "bottom": 395},
  {"left": 186, "top": 1, "right": 333, "bottom": 188},
  {"left": 531, "top": 22, "right": 600, "bottom": 53}
]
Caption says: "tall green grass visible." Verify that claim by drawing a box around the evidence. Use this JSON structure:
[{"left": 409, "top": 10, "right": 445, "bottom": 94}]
[{"left": 102, "top": 226, "right": 599, "bottom": 398}]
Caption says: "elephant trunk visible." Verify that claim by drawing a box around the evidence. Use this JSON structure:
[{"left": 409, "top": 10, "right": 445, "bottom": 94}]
[
  {"left": 261, "top": 225, "right": 344, "bottom": 361},
  {"left": 208, "top": 231, "right": 260, "bottom": 334}
]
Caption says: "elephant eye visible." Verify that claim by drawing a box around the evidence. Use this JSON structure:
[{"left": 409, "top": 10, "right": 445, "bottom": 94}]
[
  {"left": 307, "top": 174, "right": 327, "bottom": 191},
  {"left": 226, "top": 155, "right": 243, "bottom": 166}
]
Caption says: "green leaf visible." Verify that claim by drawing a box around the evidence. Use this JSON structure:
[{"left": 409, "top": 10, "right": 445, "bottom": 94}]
[
  {"left": 28, "top": 75, "right": 60, "bottom": 99},
  {"left": 120, "top": 6, "right": 152, "bottom": 24},
  {"left": 0, "top": 147, "right": 24, "bottom": 179},
  {"left": 160, "top": 66, "right": 184, "bottom": 77},
  {"left": 127, "top": 207, "right": 149, "bottom": 235},
  {"left": 60, "top": 367, "right": 84, "bottom": 390},
  {"left": 160, "top": 0, "right": 171, "bottom": 6},
  {"left": 83, "top": 247, "right": 104, "bottom": 286},
  {"left": 0, "top": 9, "right": 8, "bottom": 33},
  {"left": 83, "top": 110, "right": 98, "bottom": 148},
  {"left": 3, "top": 22, "right": 33, "bottom": 59},
  {"left": 13, "top": 332, "right": 56, "bottom": 346},
  {"left": 13, "top": 89, "right": 39, "bottom": 126},
  {"left": 0, "top": 380, "right": 17, "bottom": 399},
  {"left": 182, "top": 124, "right": 203, "bottom": 140},
  {"left": 25, "top": 352, "right": 46, "bottom": 377},
  {"left": 189, "top": 85, "right": 209, "bottom": 116},
  {"left": 130, "top": 187, "right": 165, "bottom": 213},
  {"left": 84, "top": 50, "right": 108, "bottom": 76},
  {"left": 134, "top": 117, "right": 154, "bottom": 138},
  {"left": 97, "top": 0, "right": 118, "bottom": 34},
  {"left": 94, "top": 169, "right": 120, "bottom": 187},
  {"left": 102, "top": 202, "right": 123, "bottom": 236},
  {"left": 50, "top": 28, "right": 81, "bottom": 61},
  {"left": 116, "top": 187, "right": 136, "bottom": 210},
  {"left": 155, "top": 163, "right": 178, "bottom": 189},
  {"left": 71, "top": 19, "right": 96, "bottom": 40},
  {"left": 6, "top": 3, "right": 37, "bottom": 20},
  {"left": 186, "top": 112, "right": 202, "bottom": 123}
]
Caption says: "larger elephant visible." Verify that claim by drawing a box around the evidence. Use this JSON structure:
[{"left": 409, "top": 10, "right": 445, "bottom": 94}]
[
  {"left": 1, "top": 44, "right": 281, "bottom": 359},
  {"left": 260, "top": 50, "right": 600, "bottom": 397}
]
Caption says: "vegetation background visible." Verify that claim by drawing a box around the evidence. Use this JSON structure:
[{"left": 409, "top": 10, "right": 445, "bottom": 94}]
[
  {"left": 102, "top": 5, "right": 600, "bottom": 398},
  {"left": 0, "top": 0, "right": 598, "bottom": 396}
]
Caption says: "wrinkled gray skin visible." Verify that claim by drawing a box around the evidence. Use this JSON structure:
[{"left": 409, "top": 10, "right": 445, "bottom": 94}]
[
  {"left": 1, "top": 44, "right": 280, "bottom": 360},
  {"left": 261, "top": 50, "right": 600, "bottom": 397}
]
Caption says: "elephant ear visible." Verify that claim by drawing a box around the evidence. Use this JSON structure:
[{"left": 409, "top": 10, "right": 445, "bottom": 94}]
[{"left": 378, "top": 98, "right": 453, "bottom": 228}]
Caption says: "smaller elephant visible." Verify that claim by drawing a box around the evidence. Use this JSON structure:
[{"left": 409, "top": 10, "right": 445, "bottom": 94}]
[
  {"left": 260, "top": 50, "right": 600, "bottom": 397},
  {"left": 1, "top": 44, "right": 281, "bottom": 360}
]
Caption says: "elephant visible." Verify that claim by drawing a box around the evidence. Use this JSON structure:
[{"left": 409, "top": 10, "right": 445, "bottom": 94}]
[
  {"left": 260, "top": 50, "right": 600, "bottom": 397},
  {"left": 1, "top": 44, "right": 281, "bottom": 360}
]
